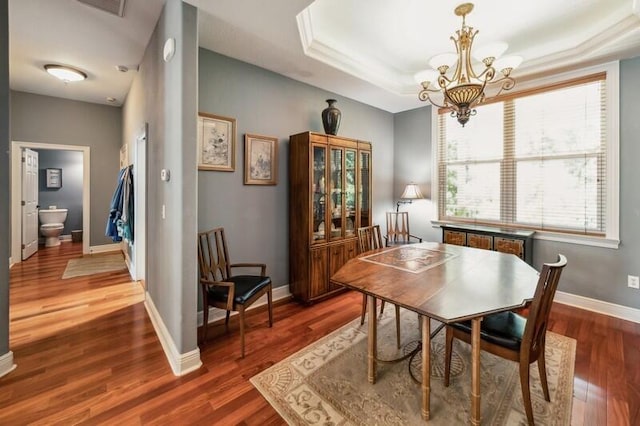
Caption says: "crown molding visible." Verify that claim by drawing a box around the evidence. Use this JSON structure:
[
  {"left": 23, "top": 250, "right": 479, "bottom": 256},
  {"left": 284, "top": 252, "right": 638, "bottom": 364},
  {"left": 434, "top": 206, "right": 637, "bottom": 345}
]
[{"left": 297, "top": 5, "right": 640, "bottom": 96}]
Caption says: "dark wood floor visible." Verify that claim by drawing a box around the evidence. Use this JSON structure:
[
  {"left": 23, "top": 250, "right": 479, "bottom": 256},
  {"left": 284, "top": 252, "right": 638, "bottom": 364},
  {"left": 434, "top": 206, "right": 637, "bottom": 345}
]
[{"left": 1, "top": 243, "right": 638, "bottom": 425}]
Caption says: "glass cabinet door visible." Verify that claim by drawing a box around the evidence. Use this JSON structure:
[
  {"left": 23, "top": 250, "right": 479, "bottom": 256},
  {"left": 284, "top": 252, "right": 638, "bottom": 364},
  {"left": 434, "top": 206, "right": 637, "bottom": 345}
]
[
  {"left": 312, "top": 145, "right": 327, "bottom": 242},
  {"left": 329, "top": 147, "right": 343, "bottom": 240},
  {"left": 359, "top": 150, "right": 371, "bottom": 227},
  {"left": 344, "top": 149, "right": 357, "bottom": 237}
]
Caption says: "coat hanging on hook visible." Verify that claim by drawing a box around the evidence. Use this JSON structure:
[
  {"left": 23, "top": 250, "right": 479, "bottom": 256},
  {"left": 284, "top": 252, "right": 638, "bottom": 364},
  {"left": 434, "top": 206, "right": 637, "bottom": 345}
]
[{"left": 105, "top": 165, "right": 134, "bottom": 242}]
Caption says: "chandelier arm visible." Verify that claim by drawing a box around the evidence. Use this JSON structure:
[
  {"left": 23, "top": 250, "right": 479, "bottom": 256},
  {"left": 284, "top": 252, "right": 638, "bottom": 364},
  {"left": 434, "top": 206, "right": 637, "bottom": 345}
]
[
  {"left": 437, "top": 74, "right": 455, "bottom": 89},
  {"left": 475, "top": 66, "right": 496, "bottom": 83},
  {"left": 468, "top": 78, "right": 490, "bottom": 108},
  {"left": 418, "top": 90, "right": 448, "bottom": 109},
  {"left": 420, "top": 86, "right": 445, "bottom": 93},
  {"left": 490, "top": 76, "right": 516, "bottom": 97}
]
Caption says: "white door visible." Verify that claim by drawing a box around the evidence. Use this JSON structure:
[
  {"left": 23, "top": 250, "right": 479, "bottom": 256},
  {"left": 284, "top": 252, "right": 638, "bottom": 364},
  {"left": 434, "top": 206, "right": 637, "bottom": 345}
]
[{"left": 22, "top": 148, "right": 39, "bottom": 260}]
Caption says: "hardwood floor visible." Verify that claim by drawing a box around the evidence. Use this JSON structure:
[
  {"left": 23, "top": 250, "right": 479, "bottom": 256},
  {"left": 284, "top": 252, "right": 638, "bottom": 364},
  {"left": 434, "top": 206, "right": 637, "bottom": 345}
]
[{"left": 1, "top": 243, "right": 638, "bottom": 425}]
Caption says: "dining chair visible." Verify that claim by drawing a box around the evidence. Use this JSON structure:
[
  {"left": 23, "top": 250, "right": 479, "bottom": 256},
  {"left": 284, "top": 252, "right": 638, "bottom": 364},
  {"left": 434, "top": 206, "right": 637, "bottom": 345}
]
[
  {"left": 385, "top": 211, "right": 422, "bottom": 246},
  {"left": 357, "top": 224, "right": 401, "bottom": 348},
  {"left": 444, "top": 254, "right": 568, "bottom": 425},
  {"left": 197, "top": 227, "right": 273, "bottom": 358}
]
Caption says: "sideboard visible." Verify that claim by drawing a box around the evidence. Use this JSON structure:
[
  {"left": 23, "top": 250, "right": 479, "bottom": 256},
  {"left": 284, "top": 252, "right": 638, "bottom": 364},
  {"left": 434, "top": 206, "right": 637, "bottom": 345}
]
[{"left": 441, "top": 223, "right": 534, "bottom": 265}]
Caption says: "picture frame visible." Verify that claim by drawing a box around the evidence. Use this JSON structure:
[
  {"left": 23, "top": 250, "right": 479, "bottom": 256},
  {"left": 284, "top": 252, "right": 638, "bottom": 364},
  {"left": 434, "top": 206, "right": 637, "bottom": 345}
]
[
  {"left": 46, "top": 168, "right": 62, "bottom": 189},
  {"left": 197, "top": 112, "right": 236, "bottom": 171},
  {"left": 244, "top": 134, "right": 278, "bottom": 185}
]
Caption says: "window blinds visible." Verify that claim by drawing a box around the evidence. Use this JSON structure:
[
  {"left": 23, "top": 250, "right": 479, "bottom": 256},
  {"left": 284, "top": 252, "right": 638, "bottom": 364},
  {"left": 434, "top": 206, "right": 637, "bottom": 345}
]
[{"left": 438, "top": 73, "right": 607, "bottom": 235}]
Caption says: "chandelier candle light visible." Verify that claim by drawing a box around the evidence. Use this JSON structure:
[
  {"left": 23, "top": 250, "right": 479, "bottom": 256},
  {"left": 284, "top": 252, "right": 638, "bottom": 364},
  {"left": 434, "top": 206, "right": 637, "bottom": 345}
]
[{"left": 415, "top": 3, "right": 522, "bottom": 126}]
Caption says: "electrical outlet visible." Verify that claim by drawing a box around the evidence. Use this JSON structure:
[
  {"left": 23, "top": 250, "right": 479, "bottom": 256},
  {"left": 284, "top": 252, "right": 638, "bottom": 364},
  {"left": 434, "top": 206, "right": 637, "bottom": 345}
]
[{"left": 628, "top": 275, "right": 640, "bottom": 289}]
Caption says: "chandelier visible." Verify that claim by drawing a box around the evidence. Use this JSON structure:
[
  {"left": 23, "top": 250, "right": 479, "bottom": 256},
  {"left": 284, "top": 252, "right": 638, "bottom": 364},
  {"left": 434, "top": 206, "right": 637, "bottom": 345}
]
[{"left": 415, "top": 3, "right": 522, "bottom": 126}]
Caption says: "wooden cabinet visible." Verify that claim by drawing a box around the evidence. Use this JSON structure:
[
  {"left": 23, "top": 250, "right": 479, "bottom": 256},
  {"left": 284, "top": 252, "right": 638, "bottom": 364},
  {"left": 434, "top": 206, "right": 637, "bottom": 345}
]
[
  {"left": 289, "top": 132, "right": 372, "bottom": 303},
  {"left": 441, "top": 224, "right": 534, "bottom": 265}
]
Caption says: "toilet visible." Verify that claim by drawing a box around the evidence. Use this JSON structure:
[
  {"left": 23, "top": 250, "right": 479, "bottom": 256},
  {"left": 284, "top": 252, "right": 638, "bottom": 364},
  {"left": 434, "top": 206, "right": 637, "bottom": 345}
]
[{"left": 39, "top": 208, "right": 68, "bottom": 247}]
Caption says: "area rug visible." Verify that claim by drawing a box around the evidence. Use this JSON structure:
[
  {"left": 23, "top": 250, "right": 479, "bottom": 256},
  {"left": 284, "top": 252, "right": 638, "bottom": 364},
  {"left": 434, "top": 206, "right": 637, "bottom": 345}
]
[
  {"left": 251, "top": 308, "right": 576, "bottom": 425},
  {"left": 62, "top": 253, "right": 127, "bottom": 279}
]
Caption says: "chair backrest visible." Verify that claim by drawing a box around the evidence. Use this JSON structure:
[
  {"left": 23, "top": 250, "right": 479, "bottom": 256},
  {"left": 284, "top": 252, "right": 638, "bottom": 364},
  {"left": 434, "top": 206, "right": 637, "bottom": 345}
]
[
  {"left": 385, "top": 211, "right": 411, "bottom": 244},
  {"left": 357, "top": 224, "right": 383, "bottom": 252},
  {"left": 522, "top": 254, "right": 568, "bottom": 357},
  {"left": 197, "top": 227, "right": 231, "bottom": 283}
]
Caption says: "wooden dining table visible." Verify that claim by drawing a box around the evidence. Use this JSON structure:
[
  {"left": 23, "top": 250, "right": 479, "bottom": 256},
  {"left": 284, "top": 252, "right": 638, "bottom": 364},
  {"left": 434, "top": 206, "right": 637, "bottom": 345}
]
[{"left": 330, "top": 242, "right": 540, "bottom": 425}]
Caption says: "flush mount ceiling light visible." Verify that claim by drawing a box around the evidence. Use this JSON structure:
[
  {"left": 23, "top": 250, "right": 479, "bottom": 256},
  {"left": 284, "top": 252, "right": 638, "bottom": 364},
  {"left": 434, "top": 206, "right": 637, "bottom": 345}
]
[
  {"left": 44, "top": 64, "right": 87, "bottom": 82},
  {"left": 415, "top": 3, "right": 522, "bottom": 126}
]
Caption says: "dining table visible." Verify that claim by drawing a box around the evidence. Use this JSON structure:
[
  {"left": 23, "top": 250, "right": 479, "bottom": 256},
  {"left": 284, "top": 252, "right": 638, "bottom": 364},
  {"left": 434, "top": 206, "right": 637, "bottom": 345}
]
[{"left": 330, "top": 241, "right": 540, "bottom": 425}]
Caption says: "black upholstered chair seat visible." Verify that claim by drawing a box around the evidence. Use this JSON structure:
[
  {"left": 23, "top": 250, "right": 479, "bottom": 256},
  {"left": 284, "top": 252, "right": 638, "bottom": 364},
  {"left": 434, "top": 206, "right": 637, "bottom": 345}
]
[
  {"left": 207, "top": 275, "right": 271, "bottom": 305},
  {"left": 450, "top": 311, "right": 526, "bottom": 351}
]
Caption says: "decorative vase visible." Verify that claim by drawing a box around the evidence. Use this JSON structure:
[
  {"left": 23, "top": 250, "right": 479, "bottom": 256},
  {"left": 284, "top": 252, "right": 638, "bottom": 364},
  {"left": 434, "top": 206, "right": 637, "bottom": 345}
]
[{"left": 321, "top": 99, "right": 341, "bottom": 135}]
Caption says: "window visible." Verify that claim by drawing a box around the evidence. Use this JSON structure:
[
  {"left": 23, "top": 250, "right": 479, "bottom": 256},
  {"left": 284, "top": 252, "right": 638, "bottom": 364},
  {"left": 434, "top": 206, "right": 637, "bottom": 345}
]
[{"left": 433, "top": 63, "right": 619, "bottom": 248}]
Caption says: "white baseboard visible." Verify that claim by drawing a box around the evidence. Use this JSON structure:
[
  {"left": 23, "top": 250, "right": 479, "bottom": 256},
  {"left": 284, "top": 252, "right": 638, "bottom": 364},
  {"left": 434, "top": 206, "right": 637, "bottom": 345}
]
[
  {"left": 9, "top": 257, "right": 14, "bottom": 269},
  {"left": 89, "top": 243, "right": 122, "bottom": 254},
  {"left": 555, "top": 291, "right": 640, "bottom": 323},
  {"left": 0, "top": 351, "right": 17, "bottom": 379},
  {"left": 144, "top": 292, "right": 202, "bottom": 376},
  {"left": 198, "top": 284, "right": 292, "bottom": 326}
]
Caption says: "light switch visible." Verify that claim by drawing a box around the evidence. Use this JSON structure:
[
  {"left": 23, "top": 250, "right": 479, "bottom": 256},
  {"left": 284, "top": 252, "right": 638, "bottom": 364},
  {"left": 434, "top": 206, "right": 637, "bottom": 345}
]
[
  {"left": 160, "top": 169, "right": 170, "bottom": 182},
  {"left": 162, "top": 204, "right": 166, "bottom": 219}
]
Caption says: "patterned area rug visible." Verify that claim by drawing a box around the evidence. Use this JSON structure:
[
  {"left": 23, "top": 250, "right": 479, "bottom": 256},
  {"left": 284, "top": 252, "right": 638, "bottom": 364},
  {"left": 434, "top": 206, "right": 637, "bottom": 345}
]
[
  {"left": 251, "top": 308, "right": 576, "bottom": 425},
  {"left": 62, "top": 253, "right": 127, "bottom": 279}
]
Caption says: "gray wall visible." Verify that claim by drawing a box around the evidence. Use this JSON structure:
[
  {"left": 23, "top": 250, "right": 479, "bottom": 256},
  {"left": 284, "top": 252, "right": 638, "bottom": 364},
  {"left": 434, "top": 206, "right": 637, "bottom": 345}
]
[
  {"left": 198, "top": 48, "right": 395, "bottom": 290},
  {"left": 393, "top": 106, "right": 439, "bottom": 242},
  {"left": 10, "top": 91, "right": 121, "bottom": 247},
  {"left": 392, "top": 57, "right": 640, "bottom": 310},
  {"left": 122, "top": 0, "right": 199, "bottom": 354},
  {"left": 36, "top": 150, "right": 83, "bottom": 235},
  {"left": 1, "top": 0, "right": 10, "bottom": 359}
]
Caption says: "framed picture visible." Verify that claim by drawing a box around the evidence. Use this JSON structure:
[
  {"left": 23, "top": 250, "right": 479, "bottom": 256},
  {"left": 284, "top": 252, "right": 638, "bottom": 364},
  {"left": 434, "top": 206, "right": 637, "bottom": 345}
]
[
  {"left": 46, "top": 168, "right": 62, "bottom": 189},
  {"left": 197, "top": 112, "right": 236, "bottom": 171},
  {"left": 244, "top": 134, "right": 278, "bottom": 185}
]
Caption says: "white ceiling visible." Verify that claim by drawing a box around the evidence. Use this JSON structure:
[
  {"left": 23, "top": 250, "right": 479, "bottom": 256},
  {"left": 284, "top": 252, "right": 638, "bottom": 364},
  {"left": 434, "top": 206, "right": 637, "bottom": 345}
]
[
  {"left": 9, "top": 0, "right": 164, "bottom": 106},
  {"left": 9, "top": 0, "right": 640, "bottom": 112}
]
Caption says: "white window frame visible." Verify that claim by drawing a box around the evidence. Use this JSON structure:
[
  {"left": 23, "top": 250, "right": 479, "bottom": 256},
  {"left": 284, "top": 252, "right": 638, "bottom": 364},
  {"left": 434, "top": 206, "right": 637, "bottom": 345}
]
[{"left": 431, "top": 61, "right": 620, "bottom": 249}]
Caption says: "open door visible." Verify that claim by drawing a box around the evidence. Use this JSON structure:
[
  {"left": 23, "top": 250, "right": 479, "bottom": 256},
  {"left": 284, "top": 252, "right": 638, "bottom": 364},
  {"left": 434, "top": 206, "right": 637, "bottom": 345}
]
[{"left": 22, "top": 148, "right": 39, "bottom": 260}]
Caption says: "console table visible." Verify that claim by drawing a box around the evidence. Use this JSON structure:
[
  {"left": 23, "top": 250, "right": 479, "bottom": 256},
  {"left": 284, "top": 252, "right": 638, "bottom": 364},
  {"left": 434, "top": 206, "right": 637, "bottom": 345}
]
[{"left": 440, "top": 223, "right": 534, "bottom": 265}]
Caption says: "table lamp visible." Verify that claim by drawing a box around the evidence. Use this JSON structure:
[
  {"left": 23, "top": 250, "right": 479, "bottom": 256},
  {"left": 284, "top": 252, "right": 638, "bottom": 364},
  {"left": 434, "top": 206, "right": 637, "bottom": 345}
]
[{"left": 396, "top": 183, "right": 424, "bottom": 212}]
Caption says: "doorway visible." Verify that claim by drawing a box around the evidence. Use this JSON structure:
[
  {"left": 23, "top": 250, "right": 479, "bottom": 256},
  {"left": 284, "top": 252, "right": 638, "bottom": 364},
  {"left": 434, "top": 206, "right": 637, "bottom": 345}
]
[
  {"left": 117, "top": 125, "right": 147, "bottom": 285},
  {"left": 10, "top": 141, "right": 90, "bottom": 264},
  {"left": 132, "top": 124, "right": 147, "bottom": 286}
]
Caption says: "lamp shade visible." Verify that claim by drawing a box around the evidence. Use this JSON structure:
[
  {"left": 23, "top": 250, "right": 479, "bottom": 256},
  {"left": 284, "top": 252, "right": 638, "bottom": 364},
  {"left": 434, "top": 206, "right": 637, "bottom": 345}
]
[{"left": 400, "top": 183, "right": 424, "bottom": 200}]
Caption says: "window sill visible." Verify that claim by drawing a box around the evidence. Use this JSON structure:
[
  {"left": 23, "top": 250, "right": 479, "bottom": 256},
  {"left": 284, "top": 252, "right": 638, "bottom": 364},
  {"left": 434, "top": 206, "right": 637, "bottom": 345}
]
[
  {"left": 431, "top": 220, "right": 620, "bottom": 249},
  {"left": 533, "top": 231, "right": 619, "bottom": 249}
]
